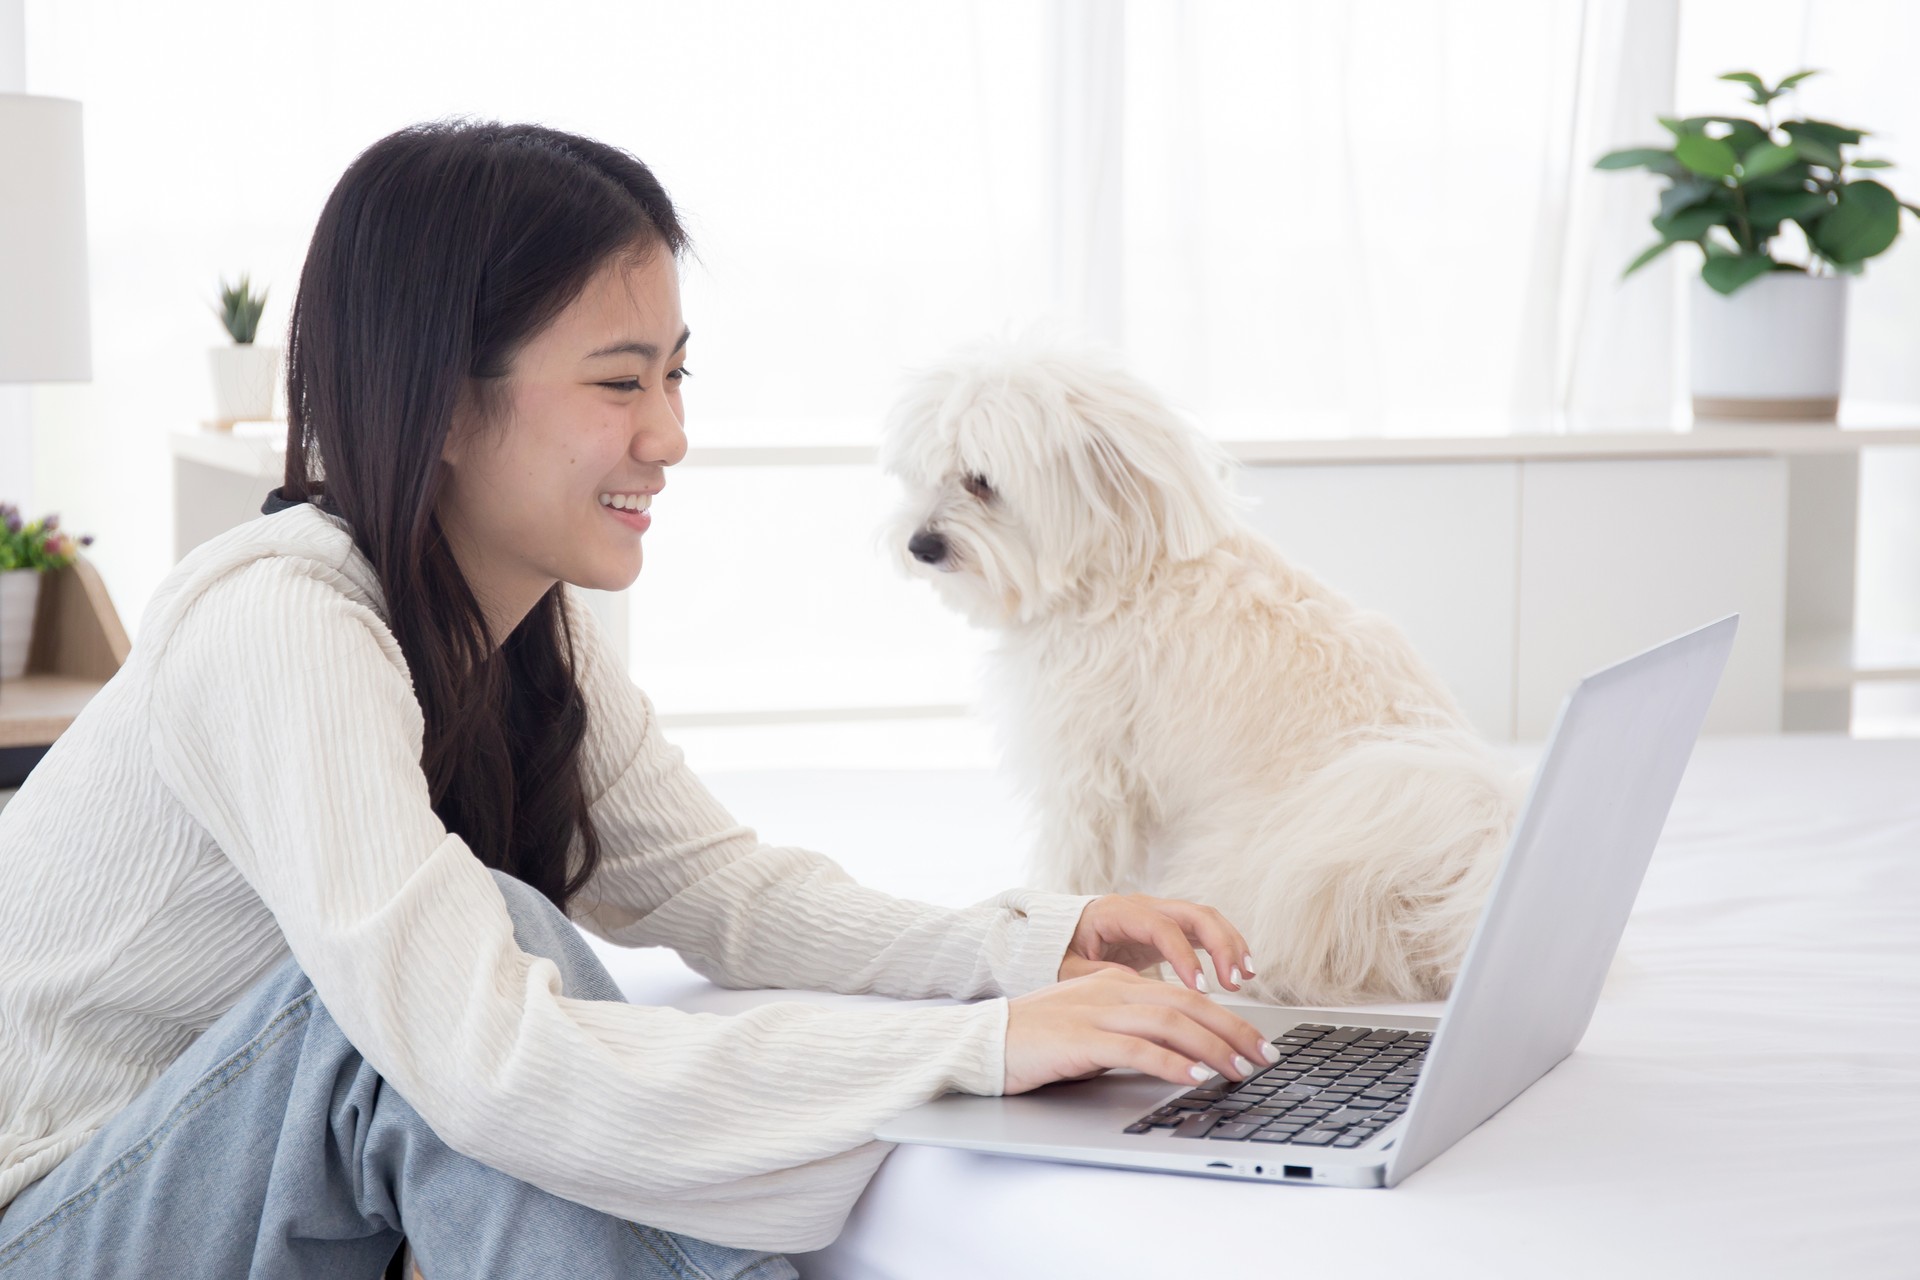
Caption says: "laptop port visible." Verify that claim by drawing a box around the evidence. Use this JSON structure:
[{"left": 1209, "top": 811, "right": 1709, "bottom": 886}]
[{"left": 1283, "top": 1165, "right": 1313, "bottom": 1179}]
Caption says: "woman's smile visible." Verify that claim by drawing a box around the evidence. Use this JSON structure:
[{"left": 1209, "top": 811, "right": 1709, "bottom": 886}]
[{"left": 600, "top": 490, "right": 653, "bottom": 533}]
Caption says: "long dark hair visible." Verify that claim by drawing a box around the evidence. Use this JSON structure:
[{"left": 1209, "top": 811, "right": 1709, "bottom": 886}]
[{"left": 277, "top": 119, "right": 691, "bottom": 914}]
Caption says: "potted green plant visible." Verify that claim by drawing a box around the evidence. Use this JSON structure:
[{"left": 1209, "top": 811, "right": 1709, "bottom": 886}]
[
  {"left": 1598, "top": 68, "right": 1919, "bottom": 420},
  {"left": 207, "top": 272, "right": 278, "bottom": 430},
  {"left": 0, "top": 505, "right": 95, "bottom": 680}
]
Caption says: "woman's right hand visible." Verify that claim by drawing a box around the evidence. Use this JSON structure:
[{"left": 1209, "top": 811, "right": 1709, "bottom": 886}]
[{"left": 1002, "top": 967, "right": 1279, "bottom": 1095}]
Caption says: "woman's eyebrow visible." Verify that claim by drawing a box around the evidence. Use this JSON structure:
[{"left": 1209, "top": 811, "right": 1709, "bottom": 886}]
[{"left": 585, "top": 325, "right": 691, "bottom": 360}]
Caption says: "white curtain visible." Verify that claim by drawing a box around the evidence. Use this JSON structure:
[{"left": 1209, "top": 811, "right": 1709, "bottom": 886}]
[{"left": 1064, "top": 0, "right": 1685, "bottom": 437}]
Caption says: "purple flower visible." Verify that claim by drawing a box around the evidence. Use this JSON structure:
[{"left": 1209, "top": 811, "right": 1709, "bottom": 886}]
[
  {"left": 79, "top": 534, "right": 95, "bottom": 546},
  {"left": 0, "top": 503, "right": 19, "bottom": 535},
  {"left": 43, "top": 513, "right": 59, "bottom": 532}
]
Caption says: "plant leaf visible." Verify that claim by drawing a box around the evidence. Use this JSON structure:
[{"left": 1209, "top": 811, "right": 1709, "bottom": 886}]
[
  {"left": 1749, "top": 189, "right": 1833, "bottom": 225},
  {"left": 1851, "top": 158, "right": 1894, "bottom": 169},
  {"left": 1622, "top": 239, "right": 1678, "bottom": 278},
  {"left": 1658, "top": 115, "right": 1713, "bottom": 138},
  {"left": 1718, "top": 71, "right": 1774, "bottom": 105},
  {"left": 1791, "top": 137, "right": 1844, "bottom": 170},
  {"left": 1707, "top": 117, "right": 1770, "bottom": 155},
  {"left": 1811, "top": 179, "right": 1902, "bottom": 263},
  {"left": 1596, "top": 147, "right": 1680, "bottom": 171},
  {"left": 1739, "top": 142, "right": 1799, "bottom": 180},
  {"left": 1659, "top": 177, "right": 1721, "bottom": 220},
  {"left": 1784, "top": 119, "right": 1866, "bottom": 152},
  {"left": 1801, "top": 118, "right": 1868, "bottom": 144},
  {"left": 1701, "top": 253, "right": 1775, "bottom": 295},
  {"left": 1654, "top": 205, "right": 1725, "bottom": 242},
  {"left": 1675, "top": 134, "right": 1739, "bottom": 179},
  {"left": 1744, "top": 161, "right": 1815, "bottom": 194},
  {"left": 1775, "top": 69, "right": 1820, "bottom": 93}
]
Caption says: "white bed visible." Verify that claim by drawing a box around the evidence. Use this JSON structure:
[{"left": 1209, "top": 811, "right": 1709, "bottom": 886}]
[{"left": 579, "top": 734, "right": 1920, "bottom": 1279}]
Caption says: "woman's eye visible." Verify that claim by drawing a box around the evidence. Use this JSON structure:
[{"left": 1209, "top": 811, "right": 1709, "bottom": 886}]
[
  {"left": 603, "top": 368, "right": 691, "bottom": 393},
  {"left": 963, "top": 473, "right": 993, "bottom": 501}
]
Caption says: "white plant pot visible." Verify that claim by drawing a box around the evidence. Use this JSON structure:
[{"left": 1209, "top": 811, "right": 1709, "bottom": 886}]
[
  {"left": 208, "top": 342, "right": 281, "bottom": 429},
  {"left": 0, "top": 569, "right": 42, "bottom": 680},
  {"left": 1690, "top": 272, "right": 1847, "bottom": 421}
]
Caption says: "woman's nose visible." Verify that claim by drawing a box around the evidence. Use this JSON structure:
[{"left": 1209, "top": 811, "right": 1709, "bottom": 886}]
[{"left": 637, "top": 396, "right": 687, "bottom": 467}]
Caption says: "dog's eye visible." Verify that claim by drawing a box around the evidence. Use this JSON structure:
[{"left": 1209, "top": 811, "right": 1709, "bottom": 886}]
[{"left": 962, "top": 473, "right": 994, "bottom": 502}]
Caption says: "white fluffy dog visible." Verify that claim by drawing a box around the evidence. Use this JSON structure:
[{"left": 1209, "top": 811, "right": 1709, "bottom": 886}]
[{"left": 880, "top": 333, "right": 1529, "bottom": 1007}]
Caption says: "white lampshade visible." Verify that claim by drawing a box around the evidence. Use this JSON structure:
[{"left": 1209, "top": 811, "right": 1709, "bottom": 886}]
[{"left": 0, "top": 92, "right": 92, "bottom": 383}]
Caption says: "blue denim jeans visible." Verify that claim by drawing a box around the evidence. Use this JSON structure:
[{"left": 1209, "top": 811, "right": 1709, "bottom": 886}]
[{"left": 0, "top": 868, "right": 800, "bottom": 1279}]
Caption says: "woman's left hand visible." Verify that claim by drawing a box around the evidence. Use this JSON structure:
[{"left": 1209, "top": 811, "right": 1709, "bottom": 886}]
[{"left": 1056, "top": 893, "right": 1256, "bottom": 994}]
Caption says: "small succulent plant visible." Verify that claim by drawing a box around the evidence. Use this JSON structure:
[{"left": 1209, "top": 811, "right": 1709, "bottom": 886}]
[
  {"left": 1598, "top": 68, "right": 1919, "bottom": 295},
  {"left": 213, "top": 273, "right": 269, "bottom": 344},
  {"left": 0, "top": 504, "right": 94, "bottom": 572}
]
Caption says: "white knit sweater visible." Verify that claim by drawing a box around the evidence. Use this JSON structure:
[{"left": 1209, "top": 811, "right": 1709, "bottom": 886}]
[{"left": 0, "top": 501, "right": 1097, "bottom": 1252}]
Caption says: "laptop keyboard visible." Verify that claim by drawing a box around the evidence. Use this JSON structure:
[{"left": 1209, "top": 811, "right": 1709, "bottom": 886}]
[{"left": 1122, "top": 1023, "right": 1430, "bottom": 1148}]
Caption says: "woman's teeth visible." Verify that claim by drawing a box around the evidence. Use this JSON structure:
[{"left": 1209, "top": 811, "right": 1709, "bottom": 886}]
[{"left": 599, "top": 493, "right": 651, "bottom": 511}]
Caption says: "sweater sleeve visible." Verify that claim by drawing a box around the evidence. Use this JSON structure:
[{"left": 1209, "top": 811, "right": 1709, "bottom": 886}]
[
  {"left": 557, "top": 586, "right": 1099, "bottom": 1001},
  {"left": 145, "top": 556, "right": 1012, "bottom": 1253}
]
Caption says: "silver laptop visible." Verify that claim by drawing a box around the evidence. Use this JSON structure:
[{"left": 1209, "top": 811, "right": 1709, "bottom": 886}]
[{"left": 876, "top": 614, "right": 1739, "bottom": 1188}]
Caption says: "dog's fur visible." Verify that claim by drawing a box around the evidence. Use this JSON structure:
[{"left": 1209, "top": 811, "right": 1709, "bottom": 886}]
[{"left": 880, "top": 332, "right": 1528, "bottom": 1007}]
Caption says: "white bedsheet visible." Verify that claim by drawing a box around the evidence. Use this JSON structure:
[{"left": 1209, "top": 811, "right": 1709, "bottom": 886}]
[{"left": 580, "top": 734, "right": 1920, "bottom": 1279}]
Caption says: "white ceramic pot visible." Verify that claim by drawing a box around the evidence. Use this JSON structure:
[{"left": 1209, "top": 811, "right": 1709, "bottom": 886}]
[
  {"left": 208, "top": 342, "right": 281, "bottom": 429},
  {"left": 1690, "top": 272, "right": 1847, "bottom": 421},
  {"left": 0, "top": 569, "right": 41, "bottom": 680}
]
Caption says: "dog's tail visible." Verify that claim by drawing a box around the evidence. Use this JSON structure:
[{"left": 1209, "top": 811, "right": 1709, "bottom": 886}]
[{"left": 1155, "top": 725, "right": 1528, "bottom": 1007}]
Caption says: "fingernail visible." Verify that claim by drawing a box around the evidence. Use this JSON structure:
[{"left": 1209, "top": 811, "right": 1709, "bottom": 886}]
[
  {"left": 1232, "top": 1055, "right": 1255, "bottom": 1077},
  {"left": 1229, "top": 966, "right": 1242, "bottom": 985},
  {"left": 1261, "top": 1042, "right": 1282, "bottom": 1063},
  {"left": 1194, "top": 973, "right": 1209, "bottom": 993},
  {"left": 1243, "top": 953, "right": 1256, "bottom": 974},
  {"left": 1189, "top": 1063, "right": 1212, "bottom": 1082}
]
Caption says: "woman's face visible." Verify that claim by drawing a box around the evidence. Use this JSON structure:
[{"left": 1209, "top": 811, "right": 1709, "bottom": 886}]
[{"left": 436, "top": 245, "right": 689, "bottom": 644}]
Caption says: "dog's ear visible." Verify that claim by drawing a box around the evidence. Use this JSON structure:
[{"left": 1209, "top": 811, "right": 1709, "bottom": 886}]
[{"left": 1070, "top": 395, "right": 1241, "bottom": 564}]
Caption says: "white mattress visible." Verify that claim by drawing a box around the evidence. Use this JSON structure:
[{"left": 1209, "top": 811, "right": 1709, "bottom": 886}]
[{"left": 580, "top": 734, "right": 1920, "bottom": 1279}]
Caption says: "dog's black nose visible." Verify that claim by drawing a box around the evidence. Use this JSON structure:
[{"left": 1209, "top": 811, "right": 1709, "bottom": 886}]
[{"left": 908, "top": 530, "right": 948, "bottom": 564}]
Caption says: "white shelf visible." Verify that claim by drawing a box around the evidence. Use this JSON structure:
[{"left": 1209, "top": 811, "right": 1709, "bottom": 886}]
[
  {"left": 1784, "top": 632, "right": 1920, "bottom": 693},
  {"left": 173, "top": 423, "right": 285, "bottom": 480},
  {"left": 1223, "top": 420, "right": 1920, "bottom": 465},
  {"left": 680, "top": 420, "right": 1920, "bottom": 468},
  {"left": 171, "top": 406, "right": 1920, "bottom": 476}
]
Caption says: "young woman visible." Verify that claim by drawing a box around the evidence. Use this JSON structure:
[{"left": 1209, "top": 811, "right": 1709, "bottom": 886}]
[{"left": 0, "top": 120, "right": 1274, "bottom": 1277}]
